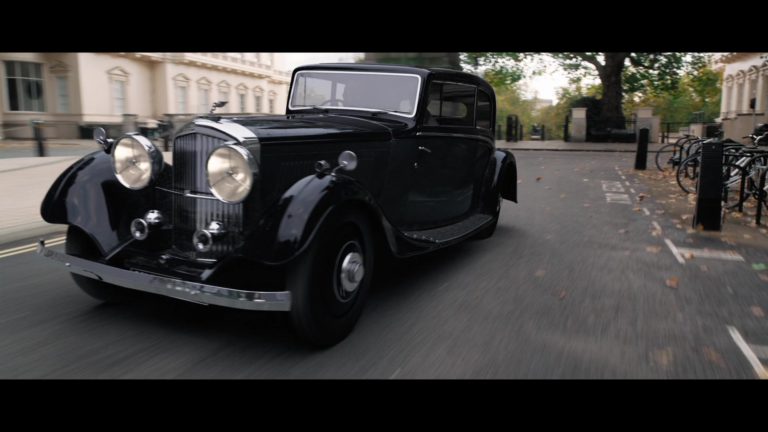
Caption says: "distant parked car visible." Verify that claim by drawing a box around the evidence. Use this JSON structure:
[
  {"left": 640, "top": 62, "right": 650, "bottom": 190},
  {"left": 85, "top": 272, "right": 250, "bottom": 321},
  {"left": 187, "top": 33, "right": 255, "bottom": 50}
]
[{"left": 38, "top": 63, "right": 518, "bottom": 346}]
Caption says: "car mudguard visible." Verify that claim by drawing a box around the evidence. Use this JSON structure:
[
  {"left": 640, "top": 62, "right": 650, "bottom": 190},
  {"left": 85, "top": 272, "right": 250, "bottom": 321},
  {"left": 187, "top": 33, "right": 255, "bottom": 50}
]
[
  {"left": 494, "top": 149, "right": 517, "bottom": 202},
  {"left": 40, "top": 151, "right": 168, "bottom": 255}
]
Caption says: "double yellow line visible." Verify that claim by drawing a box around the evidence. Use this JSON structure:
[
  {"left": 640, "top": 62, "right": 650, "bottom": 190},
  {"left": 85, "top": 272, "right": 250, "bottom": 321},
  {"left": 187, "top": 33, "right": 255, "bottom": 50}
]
[{"left": 0, "top": 236, "right": 66, "bottom": 260}]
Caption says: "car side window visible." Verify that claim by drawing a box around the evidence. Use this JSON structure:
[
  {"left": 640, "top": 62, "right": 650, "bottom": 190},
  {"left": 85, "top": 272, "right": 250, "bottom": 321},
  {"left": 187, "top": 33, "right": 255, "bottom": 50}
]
[
  {"left": 476, "top": 89, "right": 492, "bottom": 130},
  {"left": 424, "top": 82, "right": 476, "bottom": 127}
]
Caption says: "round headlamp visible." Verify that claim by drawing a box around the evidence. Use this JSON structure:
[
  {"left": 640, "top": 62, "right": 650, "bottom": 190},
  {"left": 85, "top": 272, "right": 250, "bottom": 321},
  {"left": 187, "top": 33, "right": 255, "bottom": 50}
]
[
  {"left": 206, "top": 144, "right": 257, "bottom": 203},
  {"left": 112, "top": 134, "right": 162, "bottom": 190}
]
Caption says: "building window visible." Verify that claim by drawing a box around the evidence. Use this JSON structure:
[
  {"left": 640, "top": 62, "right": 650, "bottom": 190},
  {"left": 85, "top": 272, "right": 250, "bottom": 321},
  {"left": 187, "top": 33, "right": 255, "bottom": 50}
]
[
  {"left": 177, "top": 85, "right": 188, "bottom": 113},
  {"left": 268, "top": 90, "right": 277, "bottom": 114},
  {"left": 4, "top": 61, "right": 45, "bottom": 112},
  {"left": 198, "top": 77, "right": 211, "bottom": 113},
  {"left": 254, "top": 87, "right": 264, "bottom": 113},
  {"left": 55, "top": 75, "right": 69, "bottom": 113},
  {"left": 239, "top": 93, "right": 247, "bottom": 113},
  {"left": 108, "top": 67, "right": 129, "bottom": 115},
  {"left": 112, "top": 80, "right": 126, "bottom": 115},
  {"left": 217, "top": 81, "right": 230, "bottom": 113}
]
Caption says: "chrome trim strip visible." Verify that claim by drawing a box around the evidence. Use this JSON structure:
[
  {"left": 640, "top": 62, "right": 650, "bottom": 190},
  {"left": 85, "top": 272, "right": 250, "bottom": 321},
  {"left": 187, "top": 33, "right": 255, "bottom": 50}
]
[
  {"left": 288, "top": 70, "right": 422, "bottom": 118},
  {"left": 156, "top": 187, "right": 220, "bottom": 200},
  {"left": 37, "top": 240, "right": 291, "bottom": 312},
  {"left": 416, "top": 131, "right": 495, "bottom": 145}
]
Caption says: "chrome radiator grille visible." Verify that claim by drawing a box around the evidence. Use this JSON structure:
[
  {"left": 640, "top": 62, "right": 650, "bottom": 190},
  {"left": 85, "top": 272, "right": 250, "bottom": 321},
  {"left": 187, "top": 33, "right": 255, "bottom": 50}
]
[
  {"left": 172, "top": 133, "right": 243, "bottom": 258},
  {"left": 173, "top": 133, "right": 227, "bottom": 193}
]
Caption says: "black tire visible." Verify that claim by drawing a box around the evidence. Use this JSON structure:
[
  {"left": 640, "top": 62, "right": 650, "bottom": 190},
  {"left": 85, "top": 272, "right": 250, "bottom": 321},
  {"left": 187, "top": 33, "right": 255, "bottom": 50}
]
[
  {"left": 65, "top": 226, "right": 129, "bottom": 303},
  {"left": 655, "top": 143, "right": 682, "bottom": 172},
  {"left": 287, "top": 209, "right": 375, "bottom": 347},
  {"left": 475, "top": 194, "right": 501, "bottom": 240},
  {"left": 676, "top": 155, "right": 700, "bottom": 194}
]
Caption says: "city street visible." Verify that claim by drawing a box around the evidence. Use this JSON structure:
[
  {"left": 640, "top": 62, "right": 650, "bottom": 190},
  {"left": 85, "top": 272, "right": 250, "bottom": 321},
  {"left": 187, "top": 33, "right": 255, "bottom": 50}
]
[{"left": 1, "top": 151, "right": 767, "bottom": 378}]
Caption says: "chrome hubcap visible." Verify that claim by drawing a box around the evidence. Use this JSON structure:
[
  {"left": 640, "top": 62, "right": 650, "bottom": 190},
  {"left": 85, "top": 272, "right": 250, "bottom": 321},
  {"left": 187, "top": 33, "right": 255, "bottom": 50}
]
[{"left": 334, "top": 241, "right": 364, "bottom": 302}]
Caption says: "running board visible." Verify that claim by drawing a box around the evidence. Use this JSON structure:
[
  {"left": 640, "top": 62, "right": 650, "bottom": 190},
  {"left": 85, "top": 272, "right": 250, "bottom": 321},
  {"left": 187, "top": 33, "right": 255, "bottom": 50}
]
[{"left": 403, "top": 214, "right": 493, "bottom": 244}]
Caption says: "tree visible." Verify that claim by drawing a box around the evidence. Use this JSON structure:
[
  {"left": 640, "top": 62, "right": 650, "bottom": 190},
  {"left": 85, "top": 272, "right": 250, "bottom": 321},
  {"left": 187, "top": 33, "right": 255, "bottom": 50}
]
[{"left": 464, "top": 53, "right": 710, "bottom": 130}]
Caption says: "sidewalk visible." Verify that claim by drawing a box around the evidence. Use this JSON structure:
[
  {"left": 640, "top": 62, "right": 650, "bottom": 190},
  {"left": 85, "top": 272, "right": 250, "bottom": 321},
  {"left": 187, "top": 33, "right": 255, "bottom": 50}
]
[{"left": 496, "top": 139, "right": 666, "bottom": 152}]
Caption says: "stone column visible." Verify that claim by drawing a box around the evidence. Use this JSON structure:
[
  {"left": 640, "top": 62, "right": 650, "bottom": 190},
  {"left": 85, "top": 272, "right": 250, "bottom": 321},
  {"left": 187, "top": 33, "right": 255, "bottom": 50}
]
[
  {"left": 122, "top": 114, "right": 138, "bottom": 133},
  {"left": 636, "top": 107, "right": 655, "bottom": 142},
  {"left": 570, "top": 107, "right": 587, "bottom": 142},
  {"left": 757, "top": 66, "right": 767, "bottom": 113}
]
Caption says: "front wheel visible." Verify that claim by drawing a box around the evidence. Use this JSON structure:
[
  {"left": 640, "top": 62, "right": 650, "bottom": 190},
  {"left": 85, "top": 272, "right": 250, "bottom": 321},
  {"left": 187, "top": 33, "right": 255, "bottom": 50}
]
[{"left": 287, "top": 210, "right": 375, "bottom": 347}]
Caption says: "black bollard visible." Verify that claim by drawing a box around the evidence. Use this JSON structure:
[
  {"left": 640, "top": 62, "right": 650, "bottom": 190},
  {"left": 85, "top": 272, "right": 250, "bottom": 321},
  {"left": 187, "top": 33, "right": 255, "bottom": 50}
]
[
  {"left": 757, "top": 167, "right": 767, "bottom": 226},
  {"left": 634, "top": 128, "right": 649, "bottom": 170},
  {"left": 692, "top": 139, "right": 723, "bottom": 231},
  {"left": 32, "top": 120, "right": 46, "bottom": 157}
]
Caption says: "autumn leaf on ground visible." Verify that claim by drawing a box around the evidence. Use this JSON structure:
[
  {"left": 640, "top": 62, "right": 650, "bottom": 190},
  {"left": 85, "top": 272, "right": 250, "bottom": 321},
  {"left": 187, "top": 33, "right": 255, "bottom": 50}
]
[
  {"left": 544, "top": 186, "right": 552, "bottom": 190},
  {"left": 645, "top": 246, "right": 662, "bottom": 253},
  {"left": 751, "top": 306, "right": 765, "bottom": 318},
  {"left": 637, "top": 193, "right": 648, "bottom": 202},
  {"left": 666, "top": 277, "right": 679, "bottom": 289},
  {"left": 618, "top": 229, "right": 628, "bottom": 234},
  {"left": 536, "top": 177, "right": 542, "bottom": 182},
  {"left": 702, "top": 347, "right": 726, "bottom": 367},
  {"left": 759, "top": 273, "right": 768, "bottom": 282},
  {"left": 558, "top": 290, "right": 567, "bottom": 300},
  {"left": 583, "top": 203, "right": 591, "bottom": 207},
  {"left": 700, "top": 265, "right": 709, "bottom": 272},
  {"left": 560, "top": 194, "right": 566, "bottom": 198},
  {"left": 534, "top": 270, "right": 546, "bottom": 277},
  {"left": 683, "top": 252, "right": 694, "bottom": 260},
  {"left": 650, "top": 348, "right": 673, "bottom": 369},
  {"left": 633, "top": 207, "right": 642, "bottom": 212}
]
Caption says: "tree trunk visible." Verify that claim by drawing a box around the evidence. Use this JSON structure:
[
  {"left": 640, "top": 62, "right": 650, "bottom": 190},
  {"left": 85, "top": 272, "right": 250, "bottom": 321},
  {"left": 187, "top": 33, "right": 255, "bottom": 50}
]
[{"left": 597, "top": 53, "right": 628, "bottom": 130}]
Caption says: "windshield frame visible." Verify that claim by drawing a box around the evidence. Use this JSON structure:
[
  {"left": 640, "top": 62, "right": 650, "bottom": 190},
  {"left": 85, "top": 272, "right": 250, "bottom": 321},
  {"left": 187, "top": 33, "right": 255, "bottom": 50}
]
[{"left": 288, "top": 70, "right": 423, "bottom": 118}]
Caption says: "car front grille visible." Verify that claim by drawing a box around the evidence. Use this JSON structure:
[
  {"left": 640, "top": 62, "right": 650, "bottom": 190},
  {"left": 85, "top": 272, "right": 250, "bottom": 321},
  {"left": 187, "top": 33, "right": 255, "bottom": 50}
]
[{"left": 171, "top": 132, "right": 243, "bottom": 259}]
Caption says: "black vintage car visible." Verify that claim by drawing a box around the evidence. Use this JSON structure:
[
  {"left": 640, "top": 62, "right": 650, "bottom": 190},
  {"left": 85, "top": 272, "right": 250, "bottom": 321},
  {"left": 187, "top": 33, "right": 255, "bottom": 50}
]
[{"left": 38, "top": 63, "right": 518, "bottom": 346}]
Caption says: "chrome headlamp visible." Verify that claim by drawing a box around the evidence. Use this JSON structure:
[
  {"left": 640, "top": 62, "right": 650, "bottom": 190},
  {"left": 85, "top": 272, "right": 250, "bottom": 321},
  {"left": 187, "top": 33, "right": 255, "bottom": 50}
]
[
  {"left": 206, "top": 144, "right": 257, "bottom": 203},
  {"left": 112, "top": 134, "right": 163, "bottom": 190}
]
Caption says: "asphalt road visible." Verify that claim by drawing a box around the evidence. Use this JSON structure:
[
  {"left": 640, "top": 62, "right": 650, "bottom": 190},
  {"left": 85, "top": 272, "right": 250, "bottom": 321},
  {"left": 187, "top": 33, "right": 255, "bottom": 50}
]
[{"left": 1, "top": 151, "right": 767, "bottom": 378}]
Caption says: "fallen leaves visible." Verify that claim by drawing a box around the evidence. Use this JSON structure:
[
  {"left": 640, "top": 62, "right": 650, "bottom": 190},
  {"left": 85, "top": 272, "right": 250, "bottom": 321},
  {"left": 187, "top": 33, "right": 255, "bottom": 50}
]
[
  {"left": 683, "top": 252, "right": 695, "bottom": 260},
  {"left": 558, "top": 290, "right": 567, "bottom": 300},
  {"left": 702, "top": 347, "right": 726, "bottom": 367},
  {"left": 666, "top": 277, "right": 679, "bottom": 289},
  {"left": 637, "top": 193, "right": 648, "bottom": 202},
  {"left": 758, "top": 273, "right": 768, "bottom": 282},
  {"left": 650, "top": 348, "right": 674, "bottom": 369},
  {"left": 534, "top": 269, "right": 546, "bottom": 277},
  {"left": 700, "top": 265, "right": 709, "bottom": 272},
  {"left": 536, "top": 177, "right": 542, "bottom": 182},
  {"left": 751, "top": 306, "right": 765, "bottom": 318},
  {"left": 645, "top": 246, "right": 662, "bottom": 254}
]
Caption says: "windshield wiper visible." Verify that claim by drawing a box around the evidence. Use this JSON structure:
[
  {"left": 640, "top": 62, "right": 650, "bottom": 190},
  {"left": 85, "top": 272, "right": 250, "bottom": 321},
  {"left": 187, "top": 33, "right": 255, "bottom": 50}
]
[{"left": 369, "top": 109, "right": 409, "bottom": 116}]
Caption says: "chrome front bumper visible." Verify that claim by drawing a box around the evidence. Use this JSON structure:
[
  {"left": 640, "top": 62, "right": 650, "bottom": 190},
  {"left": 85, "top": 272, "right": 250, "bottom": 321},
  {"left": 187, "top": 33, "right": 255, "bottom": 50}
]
[{"left": 37, "top": 240, "right": 291, "bottom": 311}]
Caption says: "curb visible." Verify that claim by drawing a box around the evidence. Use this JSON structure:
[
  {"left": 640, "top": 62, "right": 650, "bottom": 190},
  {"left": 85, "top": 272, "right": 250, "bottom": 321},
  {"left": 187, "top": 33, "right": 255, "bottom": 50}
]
[{"left": 0, "top": 222, "right": 67, "bottom": 246}]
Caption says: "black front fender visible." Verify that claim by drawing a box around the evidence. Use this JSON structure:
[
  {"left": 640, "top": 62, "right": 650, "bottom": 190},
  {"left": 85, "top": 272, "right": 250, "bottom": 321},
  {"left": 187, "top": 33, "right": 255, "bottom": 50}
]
[
  {"left": 40, "top": 151, "right": 166, "bottom": 255},
  {"left": 494, "top": 149, "right": 517, "bottom": 202},
  {"left": 242, "top": 173, "right": 392, "bottom": 265}
]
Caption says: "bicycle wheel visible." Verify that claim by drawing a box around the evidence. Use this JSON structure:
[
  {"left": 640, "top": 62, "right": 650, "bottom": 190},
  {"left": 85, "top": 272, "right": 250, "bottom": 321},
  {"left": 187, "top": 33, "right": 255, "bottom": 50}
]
[
  {"left": 655, "top": 143, "right": 682, "bottom": 172},
  {"left": 721, "top": 163, "right": 749, "bottom": 210},
  {"left": 676, "top": 155, "right": 700, "bottom": 194}
]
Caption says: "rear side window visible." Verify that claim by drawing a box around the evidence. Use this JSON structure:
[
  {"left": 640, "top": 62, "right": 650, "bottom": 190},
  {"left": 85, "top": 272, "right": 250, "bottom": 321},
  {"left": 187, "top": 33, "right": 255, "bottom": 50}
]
[
  {"left": 476, "top": 89, "right": 492, "bottom": 130},
  {"left": 424, "top": 82, "right": 476, "bottom": 127}
]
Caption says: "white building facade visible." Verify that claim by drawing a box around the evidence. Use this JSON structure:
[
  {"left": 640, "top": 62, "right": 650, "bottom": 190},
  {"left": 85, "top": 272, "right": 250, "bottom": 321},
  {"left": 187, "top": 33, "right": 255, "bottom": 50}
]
[
  {"left": 0, "top": 53, "right": 291, "bottom": 139},
  {"left": 718, "top": 52, "right": 768, "bottom": 140}
]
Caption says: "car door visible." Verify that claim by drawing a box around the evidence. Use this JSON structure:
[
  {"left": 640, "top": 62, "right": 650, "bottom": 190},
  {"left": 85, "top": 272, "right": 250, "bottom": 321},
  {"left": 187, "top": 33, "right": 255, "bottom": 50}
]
[{"left": 398, "top": 81, "right": 483, "bottom": 229}]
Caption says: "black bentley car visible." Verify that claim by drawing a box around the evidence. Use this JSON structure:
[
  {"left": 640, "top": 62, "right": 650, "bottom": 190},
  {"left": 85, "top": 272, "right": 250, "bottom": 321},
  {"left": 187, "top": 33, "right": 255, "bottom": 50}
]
[{"left": 38, "top": 63, "right": 518, "bottom": 346}]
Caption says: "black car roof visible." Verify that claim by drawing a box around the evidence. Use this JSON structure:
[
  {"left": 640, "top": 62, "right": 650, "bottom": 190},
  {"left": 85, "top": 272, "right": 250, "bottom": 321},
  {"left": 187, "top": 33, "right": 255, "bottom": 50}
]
[{"left": 292, "top": 63, "right": 494, "bottom": 94}]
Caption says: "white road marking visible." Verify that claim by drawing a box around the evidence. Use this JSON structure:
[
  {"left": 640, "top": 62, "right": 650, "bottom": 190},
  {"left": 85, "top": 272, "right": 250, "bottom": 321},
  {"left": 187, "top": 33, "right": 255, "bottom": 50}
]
[
  {"left": 750, "top": 344, "right": 768, "bottom": 359},
  {"left": 664, "top": 238, "right": 686, "bottom": 265},
  {"left": 630, "top": 188, "right": 636, "bottom": 194},
  {"left": 601, "top": 181, "right": 625, "bottom": 192},
  {"left": 0, "top": 236, "right": 65, "bottom": 254},
  {"left": 675, "top": 247, "right": 745, "bottom": 261},
  {"left": 642, "top": 208, "right": 650, "bottom": 216},
  {"left": 605, "top": 193, "right": 632, "bottom": 204},
  {"left": 727, "top": 325, "right": 768, "bottom": 379},
  {"left": 0, "top": 238, "right": 65, "bottom": 259},
  {"left": 652, "top": 221, "right": 663, "bottom": 233}
]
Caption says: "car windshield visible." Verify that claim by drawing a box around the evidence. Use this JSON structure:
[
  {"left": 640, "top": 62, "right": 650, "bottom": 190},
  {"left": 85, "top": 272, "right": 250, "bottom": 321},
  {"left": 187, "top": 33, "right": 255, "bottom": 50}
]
[{"left": 289, "top": 71, "right": 421, "bottom": 117}]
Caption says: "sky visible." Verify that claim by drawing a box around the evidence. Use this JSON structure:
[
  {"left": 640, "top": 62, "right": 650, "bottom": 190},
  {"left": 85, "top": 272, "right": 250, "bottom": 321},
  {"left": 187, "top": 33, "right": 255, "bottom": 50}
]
[{"left": 276, "top": 53, "right": 569, "bottom": 103}]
